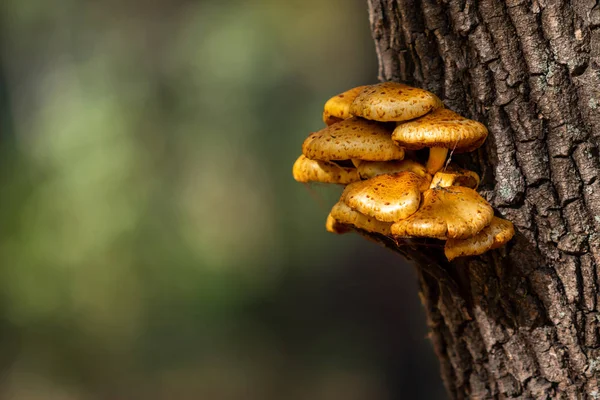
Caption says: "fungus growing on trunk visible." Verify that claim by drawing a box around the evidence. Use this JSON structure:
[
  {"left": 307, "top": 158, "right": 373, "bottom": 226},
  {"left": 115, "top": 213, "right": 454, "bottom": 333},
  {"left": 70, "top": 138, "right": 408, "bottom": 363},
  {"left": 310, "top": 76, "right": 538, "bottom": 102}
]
[
  {"left": 292, "top": 155, "right": 360, "bottom": 184},
  {"left": 392, "top": 108, "right": 488, "bottom": 174},
  {"left": 330, "top": 201, "right": 392, "bottom": 236},
  {"left": 444, "top": 217, "right": 515, "bottom": 260},
  {"left": 391, "top": 186, "right": 493, "bottom": 239},
  {"left": 322, "top": 86, "right": 368, "bottom": 125},
  {"left": 341, "top": 172, "right": 429, "bottom": 222},
  {"left": 430, "top": 163, "right": 480, "bottom": 189},
  {"left": 350, "top": 82, "right": 444, "bottom": 122},
  {"left": 302, "top": 117, "right": 404, "bottom": 162},
  {"left": 357, "top": 159, "right": 430, "bottom": 180}
]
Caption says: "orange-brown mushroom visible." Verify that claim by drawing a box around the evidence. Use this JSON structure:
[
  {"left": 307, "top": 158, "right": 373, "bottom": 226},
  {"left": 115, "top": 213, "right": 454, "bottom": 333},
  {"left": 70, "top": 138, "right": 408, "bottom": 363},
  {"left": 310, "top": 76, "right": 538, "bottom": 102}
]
[
  {"left": 350, "top": 82, "right": 444, "bottom": 122},
  {"left": 330, "top": 201, "right": 392, "bottom": 236},
  {"left": 341, "top": 172, "right": 429, "bottom": 222},
  {"left": 444, "top": 217, "right": 515, "bottom": 260},
  {"left": 392, "top": 108, "right": 488, "bottom": 174},
  {"left": 302, "top": 117, "right": 404, "bottom": 162},
  {"left": 391, "top": 186, "right": 494, "bottom": 239},
  {"left": 323, "top": 86, "right": 368, "bottom": 125},
  {"left": 357, "top": 159, "right": 431, "bottom": 182},
  {"left": 292, "top": 155, "right": 360, "bottom": 184},
  {"left": 430, "top": 164, "right": 480, "bottom": 190}
]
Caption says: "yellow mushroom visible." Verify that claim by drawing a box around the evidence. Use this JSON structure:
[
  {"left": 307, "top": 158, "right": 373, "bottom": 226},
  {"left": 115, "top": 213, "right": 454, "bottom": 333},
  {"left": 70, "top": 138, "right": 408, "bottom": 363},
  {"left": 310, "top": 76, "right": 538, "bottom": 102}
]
[
  {"left": 330, "top": 201, "right": 392, "bottom": 236},
  {"left": 341, "top": 172, "right": 429, "bottom": 222},
  {"left": 292, "top": 155, "right": 360, "bottom": 184},
  {"left": 302, "top": 117, "right": 404, "bottom": 162},
  {"left": 391, "top": 186, "right": 494, "bottom": 240},
  {"left": 323, "top": 86, "right": 368, "bottom": 125},
  {"left": 444, "top": 217, "right": 515, "bottom": 261},
  {"left": 357, "top": 159, "right": 431, "bottom": 181},
  {"left": 430, "top": 163, "right": 480, "bottom": 190},
  {"left": 350, "top": 81, "right": 444, "bottom": 122},
  {"left": 325, "top": 213, "right": 352, "bottom": 234},
  {"left": 392, "top": 108, "right": 488, "bottom": 174}
]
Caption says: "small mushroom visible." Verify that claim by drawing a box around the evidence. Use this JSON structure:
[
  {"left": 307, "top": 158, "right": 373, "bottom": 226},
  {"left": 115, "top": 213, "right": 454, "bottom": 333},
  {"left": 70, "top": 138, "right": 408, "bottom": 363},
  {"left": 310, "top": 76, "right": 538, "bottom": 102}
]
[
  {"left": 444, "top": 217, "right": 515, "bottom": 260},
  {"left": 430, "top": 164, "right": 480, "bottom": 190},
  {"left": 357, "top": 159, "right": 431, "bottom": 181},
  {"left": 341, "top": 172, "right": 429, "bottom": 222},
  {"left": 392, "top": 108, "right": 488, "bottom": 174},
  {"left": 350, "top": 82, "right": 444, "bottom": 122},
  {"left": 323, "top": 86, "right": 368, "bottom": 125},
  {"left": 292, "top": 155, "right": 360, "bottom": 184},
  {"left": 325, "top": 213, "right": 352, "bottom": 234},
  {"left": 302, "top": 117, "right": 404, "bottom": 162},
  {"left": 391, "top": 186, "right": 494, "bottom": 240},
  {"left": 330, "top": 201, "right": 392, "bottom": 236}
]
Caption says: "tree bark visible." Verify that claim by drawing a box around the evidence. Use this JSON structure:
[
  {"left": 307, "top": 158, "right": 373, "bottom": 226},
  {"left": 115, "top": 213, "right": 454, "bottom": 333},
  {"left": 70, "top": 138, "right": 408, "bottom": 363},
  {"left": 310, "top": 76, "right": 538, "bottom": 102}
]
[{"left": 365, "top": 0, "right": 600, "bottom": 398}]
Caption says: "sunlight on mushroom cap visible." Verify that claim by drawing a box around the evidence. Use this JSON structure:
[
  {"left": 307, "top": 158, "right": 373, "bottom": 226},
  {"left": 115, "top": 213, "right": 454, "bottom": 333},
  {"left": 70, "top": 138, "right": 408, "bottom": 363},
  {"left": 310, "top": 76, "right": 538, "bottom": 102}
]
[
  {"left": 330, "top": 201, "right": 392, "bottom": 236},
  {"left": 302, "top": 117, "right": 404, "bottom": 161},
  {"left": 350, "top": 81, "right": 443, "bottom": 122},
  {"left": 392, "top": 108, "right": 488, "bottom": 152},
  {"left": 357, "top": 159, "right": 431, "bottom": 181},
  {"left": 430, "top": 164, "right": 480, "bottom": 190},
  {"left": 341, "top": 172, "right": 428, "bottom": 222},
  {"left": 323, "top": 85, "right": 369, "bottom": 125},
  {"left": 292, "top": 154, "right": 360, "bottom": 184},
  {"left": 391, "top": 186, "right": 493, "bottom": 240},
  {"left": 444, "top": 217, "right": 515, "bottom": 260}
]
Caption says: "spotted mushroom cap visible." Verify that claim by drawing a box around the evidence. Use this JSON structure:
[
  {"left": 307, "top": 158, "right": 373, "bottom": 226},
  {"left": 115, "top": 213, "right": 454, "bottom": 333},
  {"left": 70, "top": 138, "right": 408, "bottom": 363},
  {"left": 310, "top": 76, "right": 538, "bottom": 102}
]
[
  {"left": 330, "top": 201, "right": 392, "bottom": 236},
  {"left": 292, "top": 155, "right": 360, "bottom": 184},
  {"left": 391, "top": 186, "right": 494, "bottom": 239},
  {"left": 392, "top": 108, "right": 488, "bottom": 152},
  {"left": 430, "top": 164, "right": 480, "bottom": 189},
  {"left": 325, "top": 213, "right": 352, "bottom": 234},
  {"left": 302, "top": 117, "right": 404, "bottom": 162},
  {"left": 357, "top": 159, "right": 431, "bottom": 181},
  {"left": 323, "top": 86, "right": 368, "bottom": 125},
  {"left": 341, "top": 172, "right": 428, "bottom": 222},
  {"left": 350, "top": 82, "right": 444, "bottom": 122},
  {"left": 444, "top": 217, "right": 515, "bottom": 260}
]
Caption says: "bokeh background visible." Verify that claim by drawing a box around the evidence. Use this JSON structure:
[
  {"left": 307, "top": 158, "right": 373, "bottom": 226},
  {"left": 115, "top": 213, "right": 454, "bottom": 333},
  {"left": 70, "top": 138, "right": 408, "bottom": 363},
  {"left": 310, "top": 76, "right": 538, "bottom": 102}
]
[{"left": 0, "top": 0, "right": 445, "bottom": 398}]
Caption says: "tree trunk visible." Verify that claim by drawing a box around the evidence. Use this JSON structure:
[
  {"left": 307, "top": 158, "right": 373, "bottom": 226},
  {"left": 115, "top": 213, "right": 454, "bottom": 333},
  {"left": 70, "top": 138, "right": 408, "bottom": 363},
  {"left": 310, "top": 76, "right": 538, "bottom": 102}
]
[{"left": 365, "top": 0, "right": 600, "bottom": 398}]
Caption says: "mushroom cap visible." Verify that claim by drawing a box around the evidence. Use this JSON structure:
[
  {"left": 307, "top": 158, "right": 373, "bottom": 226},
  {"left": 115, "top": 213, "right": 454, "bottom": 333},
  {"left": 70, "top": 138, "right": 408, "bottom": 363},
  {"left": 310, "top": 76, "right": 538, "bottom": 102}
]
[
  {"left": 430, "top": 164, "right": 480, "bottom": 189},
  {"left": 350, "top": 82, "right": 444, "bottom": 122},
  {"left": 325, "top": 213, "right": 352, "bottom": 234},
  {"left": 341, "top": 172, "right": 428, "bottom": 222},
  {"left": 323, "top": 86, "right": 368, "bottom": 125},
  {"left": 292, "top": 155, "right": 360, "bottom": 184},
  {"left": 302, "top": 117, "right": 404, "bottom": 162},
  {"left": 330, "top": 201, "right": 392, "bottom": 236},
  {"left": 392, "top": 108, "right": 488, "bottom": 152},
  {"left": 444, "top": 217, "right": 515, "bottom": 260},
  {"left": 391, "top": 186, "right": 494, "bottom": 239},
  {"left": 357, "top": 159, "right": 431, "bottom": 181}
]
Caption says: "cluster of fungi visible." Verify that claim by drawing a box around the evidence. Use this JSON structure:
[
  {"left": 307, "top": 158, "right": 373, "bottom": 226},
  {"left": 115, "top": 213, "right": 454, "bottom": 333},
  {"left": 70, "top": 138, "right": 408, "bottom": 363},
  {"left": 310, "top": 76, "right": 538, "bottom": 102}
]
[{"left": 292, "top": 82, "right": 515, "bottom": 261}]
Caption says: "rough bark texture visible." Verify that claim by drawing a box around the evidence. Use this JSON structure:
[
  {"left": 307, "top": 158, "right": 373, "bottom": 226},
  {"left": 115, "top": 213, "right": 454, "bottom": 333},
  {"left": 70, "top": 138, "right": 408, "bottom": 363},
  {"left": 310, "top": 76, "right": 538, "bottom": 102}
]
[{"left": 365, "top": 0, "right": 600, "bottom": 398}]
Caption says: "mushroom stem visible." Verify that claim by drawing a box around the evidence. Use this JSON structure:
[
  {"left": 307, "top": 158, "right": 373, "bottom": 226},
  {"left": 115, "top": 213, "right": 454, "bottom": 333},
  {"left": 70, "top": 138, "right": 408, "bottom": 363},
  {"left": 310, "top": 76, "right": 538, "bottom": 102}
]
[{"left": 426, "top": 147, "right": 449, "bottom": 174}]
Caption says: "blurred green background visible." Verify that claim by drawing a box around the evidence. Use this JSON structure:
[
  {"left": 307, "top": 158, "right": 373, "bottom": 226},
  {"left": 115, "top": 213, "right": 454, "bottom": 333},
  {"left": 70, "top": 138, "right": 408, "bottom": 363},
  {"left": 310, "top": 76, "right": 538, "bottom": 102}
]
[{"left": 0, "top": 0, "right": 444, "bottom": 398}]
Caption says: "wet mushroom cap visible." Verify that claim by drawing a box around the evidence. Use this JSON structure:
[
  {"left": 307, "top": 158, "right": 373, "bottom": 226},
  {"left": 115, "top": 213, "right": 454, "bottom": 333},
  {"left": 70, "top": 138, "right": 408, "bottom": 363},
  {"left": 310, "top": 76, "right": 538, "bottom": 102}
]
[
  {"left": 302, "top": 117, "right": 404, "bottom": 162},
  {"left": 357, "top": 159, "right": 431, "bottom": 181},
  {"left": 323, "top": 86, "right": 368, "bottom": 125},
  {"left": 392, "top": 108, "right": 488, "bottom": 152},
  {"left": 430, "top": 164, "right": 480, "bottom": 189},
  {"left": 391, "top": 186, "right": 494, "bottom": 239},
  {"left": 350, "top": 82, "right": 444, "bottom": 122},
  {"left": 341, "top": 172, "right": 429, "bottom": 222},
  {"left": 292, "top": 155, "right": 360, "bottom": 184},
  {"left": 444, "top": 217, "right": 515, "bottom": 260},
  {"left": 330, "top": 201, "right": 392, "bottom": 236},
  {"left": 325, "top": 213, "right": 352, "bottom": 234}
]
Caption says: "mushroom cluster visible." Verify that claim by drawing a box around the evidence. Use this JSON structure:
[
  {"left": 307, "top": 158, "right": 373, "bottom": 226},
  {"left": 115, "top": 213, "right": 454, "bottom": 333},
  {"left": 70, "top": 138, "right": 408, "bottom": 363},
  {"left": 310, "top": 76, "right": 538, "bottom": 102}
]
[{"left": 293, "top": 82, "right": 515, "bottom": 261}]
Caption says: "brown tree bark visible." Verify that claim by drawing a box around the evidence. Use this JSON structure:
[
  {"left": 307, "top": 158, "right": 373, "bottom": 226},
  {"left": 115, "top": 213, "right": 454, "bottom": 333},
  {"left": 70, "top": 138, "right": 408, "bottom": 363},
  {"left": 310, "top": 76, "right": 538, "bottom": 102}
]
[{"left": 364, "top": 0, "right": 600, "bottom": 398}]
